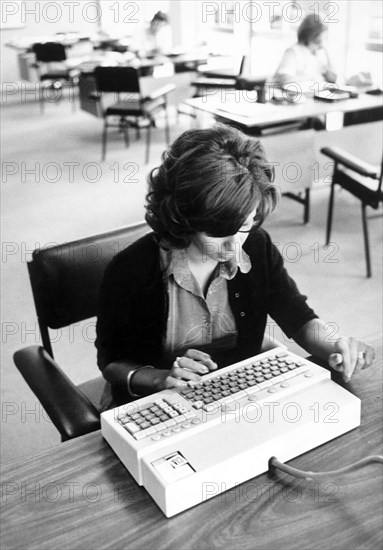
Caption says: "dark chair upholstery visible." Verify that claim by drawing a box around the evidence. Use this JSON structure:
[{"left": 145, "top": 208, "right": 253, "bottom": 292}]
[
  {"left": 321, "top": 147, "right": 383, "bottom": 277},
  {"left": 32, "top": 42, "right": 79, "bottom": 113},
  {"left": 14, "top": 221, "right": 149, "bottom": 441},
  {"left": 94, "top": 66, "right": 175, "bottom": 162}
]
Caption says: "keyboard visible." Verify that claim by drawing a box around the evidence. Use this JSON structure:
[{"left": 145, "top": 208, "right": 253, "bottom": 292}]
[{"left": 101, "top": 348, "right": 361, "bottom": 517}]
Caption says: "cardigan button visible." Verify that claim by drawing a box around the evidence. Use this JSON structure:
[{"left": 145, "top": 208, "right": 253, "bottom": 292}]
[
  {"left": 235, "top": 293, "right": 240, "bottom": 298},
  {"left": 240, "top": 311, "right": 246, "bottom": 317}
]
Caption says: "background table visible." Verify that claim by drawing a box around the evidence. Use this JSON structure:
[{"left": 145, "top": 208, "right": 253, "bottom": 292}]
[{"left": 1, "top": 342, "right": 382, "bottom": 550}]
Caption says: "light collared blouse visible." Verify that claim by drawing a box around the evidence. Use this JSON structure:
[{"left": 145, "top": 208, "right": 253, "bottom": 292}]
[{"left": 160, "top": 246, "right": 252, "bottom": 356}]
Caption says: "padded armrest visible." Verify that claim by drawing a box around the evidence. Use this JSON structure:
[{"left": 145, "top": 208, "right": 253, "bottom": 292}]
[
  {"left": 88, "top": 91, "right": 102, "bottom": 101},
  {"left": 321, "top": 147, "right": 379, "bottom": 178},
  {"left": 14, "top": 346, "right": 100, "bottom": 440},
  {"left": 145, "top": 83, "right": 175, "bottom": 102}
]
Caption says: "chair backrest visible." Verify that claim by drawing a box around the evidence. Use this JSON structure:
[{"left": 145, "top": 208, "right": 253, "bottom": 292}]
[
  {"left": 94, "top": 66, "right": 141, "bottom": 94},
  {"left": 32, "top": 42, "right": 67, "bottom": 63},
  {"left": 78, "top": 72, "right": 103, "bottom": 118},
  {"left": 27, "top": 221, "right": 149, "bottom": 356}
]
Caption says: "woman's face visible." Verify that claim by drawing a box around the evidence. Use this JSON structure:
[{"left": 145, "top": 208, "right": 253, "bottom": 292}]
[
  {"left": 308, "top": 32, "right": 324, "bottom": 54},
  {"left": 188, "top": 209, "right": 257, "bottom": 264}
]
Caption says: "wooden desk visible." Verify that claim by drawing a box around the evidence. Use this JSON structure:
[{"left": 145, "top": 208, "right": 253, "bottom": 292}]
[{"left": 2, "top": 343, "right": 382, "bottom": 550}]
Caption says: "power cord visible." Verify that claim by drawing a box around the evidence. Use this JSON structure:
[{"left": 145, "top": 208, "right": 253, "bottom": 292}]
[{"left": 268, "top": 455, "right": 383, "bottom": 482}]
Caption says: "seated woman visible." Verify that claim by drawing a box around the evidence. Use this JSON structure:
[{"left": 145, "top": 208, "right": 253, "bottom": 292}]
[
  {"left": 274, "top": 13, "right": 337, "bottom": 88},
  {"left": 96, "top": 125, "right": 374, "bottom": 409}
]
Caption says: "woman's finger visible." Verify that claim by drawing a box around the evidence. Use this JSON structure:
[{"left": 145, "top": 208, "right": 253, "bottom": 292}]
[
  {"left": 183, "top": 349, "right": 218, "bottom": 370},
  {"left": 164, "top": 375, "right": 189, "bottom": 390},
  {"left": 176, "top": 356, "right": 210, "bottom": 375}
]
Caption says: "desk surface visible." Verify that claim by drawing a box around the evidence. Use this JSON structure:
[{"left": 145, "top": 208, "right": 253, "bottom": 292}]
[
  {"left": 185, "top": 92, "right": 383, "bottom": 130},
  {"left": 2, "top": 343, "right": 382, "bottom": 550}
]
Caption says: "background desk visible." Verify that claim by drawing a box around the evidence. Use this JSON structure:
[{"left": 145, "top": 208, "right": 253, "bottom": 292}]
[
  {"left": 2, "top": 342, "right": 382, "bottom": 550},
  {"left": 183, "top": 93, "right": 383, "bottom": 223},
  {"left": 184, "top": 93, "right": 383, "bottom": 132}
]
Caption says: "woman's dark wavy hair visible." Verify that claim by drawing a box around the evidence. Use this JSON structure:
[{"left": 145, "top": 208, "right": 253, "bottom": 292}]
[
  {"left": 145, "top": 124, "right": 279, "bottom": 249},
  {"left": 297, "top": 14, "right": 327, "bottom": 46}
]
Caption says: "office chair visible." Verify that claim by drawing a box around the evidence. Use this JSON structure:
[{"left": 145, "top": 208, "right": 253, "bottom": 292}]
[
  {"left": 321, "top": 146, "right": 383, "bottom": 277},
  {"left": 32, "top": 42, "right": 79, "bottom": 113},
  {"left": 94, "top": 66, "right": 175, "bottom": 162},
  {"left": 13, "top": 222, "right": 150, "bottom": 441}
]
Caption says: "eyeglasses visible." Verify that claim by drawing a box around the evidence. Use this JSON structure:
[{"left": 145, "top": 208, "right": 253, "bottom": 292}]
[{"left": 238, "top": 216, "right": 262, "bottom": 234}]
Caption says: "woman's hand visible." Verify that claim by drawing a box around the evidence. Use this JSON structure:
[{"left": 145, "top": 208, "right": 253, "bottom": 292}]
[
  {"left": 162, "top": 349, "right": 218, "bottom": 390},
  {"left": 328, "top": 337, "right": 375, "bottom": 382}
]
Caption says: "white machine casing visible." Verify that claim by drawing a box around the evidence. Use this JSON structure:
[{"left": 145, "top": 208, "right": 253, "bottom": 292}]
[{"left": 101, "top": 349, "right": 361, "bottom": 517}]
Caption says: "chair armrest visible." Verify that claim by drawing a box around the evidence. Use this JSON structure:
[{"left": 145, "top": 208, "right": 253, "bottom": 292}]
[
  {"left": 321, "top": 147, "right": 379, "bottom": 178},
  {"left": 14, "top": 346, "right": 100, "bottom": 440},
  {"left": 88, "top": 91, "right": 102, "bottom": 101},
  {"left": 145, "top": 83, "right": 175, "bottom": 102}
]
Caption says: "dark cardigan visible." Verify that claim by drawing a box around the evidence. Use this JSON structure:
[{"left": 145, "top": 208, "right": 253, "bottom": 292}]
[{"left": 96, "top": 229, "right": 318, "bottom": 396}]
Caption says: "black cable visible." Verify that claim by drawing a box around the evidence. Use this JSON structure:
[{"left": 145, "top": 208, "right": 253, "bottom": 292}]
[{"left": 268, "top": 455, "right": 383, "bottom": 482}]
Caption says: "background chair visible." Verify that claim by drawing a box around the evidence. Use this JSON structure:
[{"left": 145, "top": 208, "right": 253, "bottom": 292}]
[
  {"left": 94, "top": 66, "right": 175, "bottom": 162},
  {"left": 13, "top": 222, "right": 150, "bottom": 441},
  {"left": 321, "top": 146, "right": 383, "bottom": 277},
  {"left": 32, "top": 42, "right": 79, "bottom": 113}
]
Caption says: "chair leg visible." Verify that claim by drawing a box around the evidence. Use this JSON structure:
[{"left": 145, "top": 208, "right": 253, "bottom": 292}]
[
  {"left": 101, "top": 119, "right": 108, "bottom": 162},
  {"left": 70, "top": 80, "right": 77, "bottom": 113},
  {"left": 361, "top": 203, "right": 372, "bottom": 278},
  {"left": 326, "top": 183, "right": 335, "bottom": 245},
  {"left": 123, "top": 126, "right": 130, "bottom": 147},
  {"left": 39, "top": 83, "right": 45, "bottom": 114},
  {"left": 121, "top": 118, "right": 130, "bottom": 147},
  {"left": 303, "top": 188, "right": 310, "bottom": 224}
]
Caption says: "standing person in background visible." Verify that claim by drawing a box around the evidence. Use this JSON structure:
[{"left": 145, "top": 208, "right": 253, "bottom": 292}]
[{"left": 274, "top": 13, "right": 337, "bottom": 88}]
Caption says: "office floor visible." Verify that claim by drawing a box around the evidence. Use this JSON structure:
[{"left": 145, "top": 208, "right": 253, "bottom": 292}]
[{"left": 1, "top": 94, "right": 382, "bottom": 464}]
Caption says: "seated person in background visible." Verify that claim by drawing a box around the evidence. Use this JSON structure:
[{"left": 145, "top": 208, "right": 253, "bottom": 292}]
[
  {"left": 274, "top": 13, "right": 337, "bottom": 88},
  {"left": 137, "top": 10, "right": 172, "bottom": 56},
  {"left": 95, "top": 125, "right": 374, "bottom": 410}
]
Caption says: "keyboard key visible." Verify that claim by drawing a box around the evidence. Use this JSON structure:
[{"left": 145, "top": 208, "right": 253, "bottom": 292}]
[
  {"left": 123, "top": 422, "right": 140, "bottom": 434},
  {"left": 140, "top": 421, "right": 151, "bottom": 429},
  {"left": 134, "top": 431, "right": 147, "bottom": 440}
]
